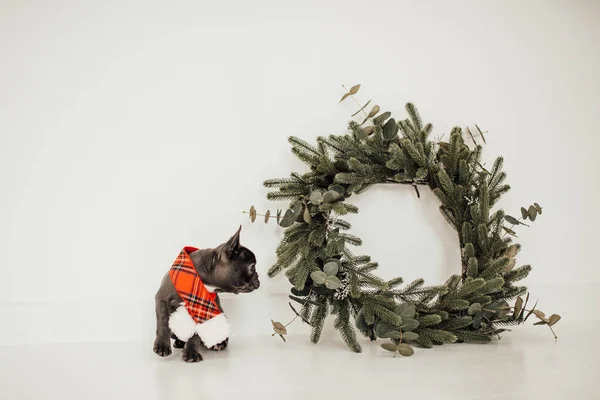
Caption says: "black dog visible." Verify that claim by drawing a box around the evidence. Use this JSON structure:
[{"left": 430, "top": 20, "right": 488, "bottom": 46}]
[{"left": 153, "top": 226, "right": 259, "bottom": 362}]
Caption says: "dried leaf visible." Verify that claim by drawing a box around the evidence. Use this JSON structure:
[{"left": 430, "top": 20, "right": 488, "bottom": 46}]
[
  {"left": 368, "top": 105, "right": 380, "bottom": 118},
  {"left": 548, "top": 314, "right": 561, "bottom": 326},
  {"left": 505, "top": 259, "right": 516, "bottom": 272},
  {"left": 349, "top": 84, "right": 360, "bottom": 94},
  {"left": 502, "top": 226, "right": 518, "bottom": 237},
  {"left": 528, "top": 205, "right": 537, "bottom": 221},
  {"left": 534, "top": 321, "right": 547, "bottom": 326},
  {"left": 381, "top": 343, "right": 398, "bottom": 352},
  {"left": 303, "top": 206, "right": 312, "bottom": 224},
  {"left": 465, "top": 126, "right": 476, "bottom": 144},
  {"left": 397, "top": 343, "right": 414, "bottom": 356},
  {"left": 532, "top": 310, "right": 546, "bottom": 319},
  {"left": 264, "top": 210, "right": 270, "bottom": 223},
  {"left": 363, "top": 126, "right": 375, "bottom": 135},
  {"left": 513, "top": 296, "right": 523, "bottom": 319},
  {"left": 351, "top": 100, "right": 371, "bottom": 117},
  {"left": 506, "top": 244, "right": 518, "bottom": 258},
  {"left": 521, "top": 207, "right": 528, "bottom": 220},
  {"left": 475, "top": 124, "right": 487, "bottom": 144},
  {"left": 278, "top": 333, "right": 286, "bottom": 342},
  {"left": 251, "top": 209, "right": 257, "bottom": 223},
  {"left": 523, "top": 300, "right": 538, "bottom": 322},
  {"left": 271, "top": 320, "right": 287, "bottom": 335},
  {"left": 339, "top": 92, "right": 350, "bottom": 103}
]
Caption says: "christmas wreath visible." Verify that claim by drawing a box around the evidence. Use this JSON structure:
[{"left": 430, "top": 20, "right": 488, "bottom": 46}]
[{"left": 248, "top": 85, "right": 560, "bottom": 356}]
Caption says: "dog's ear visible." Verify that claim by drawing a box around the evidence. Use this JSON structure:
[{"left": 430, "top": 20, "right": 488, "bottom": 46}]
[{"left": 222, "top": 225, "right": 242, "bottom": 256}]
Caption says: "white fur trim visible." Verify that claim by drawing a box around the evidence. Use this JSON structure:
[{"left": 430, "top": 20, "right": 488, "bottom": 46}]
[
  {"left": 169, "top": 304, "right": 230, "bottom": 347},
  {"left": 195, "top": 313, "right": 230, "bottom": 348},
  {"left": 169, "top": 305, "right": 197, "bottom": 341}
]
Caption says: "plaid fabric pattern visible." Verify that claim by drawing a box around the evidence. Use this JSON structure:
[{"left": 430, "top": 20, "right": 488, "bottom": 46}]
[{"left": 169, "top": 247, "right": 221, "bottom": 324}]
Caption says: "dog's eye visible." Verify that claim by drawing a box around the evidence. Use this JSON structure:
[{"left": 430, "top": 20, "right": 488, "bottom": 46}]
[{"left": 248, "top": 264, "right": 255, "bottom": 274}]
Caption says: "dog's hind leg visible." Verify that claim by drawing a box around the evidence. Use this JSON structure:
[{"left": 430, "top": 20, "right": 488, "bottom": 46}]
[{"left": 171, "top": 333, "right": 186, "bottom": 349}]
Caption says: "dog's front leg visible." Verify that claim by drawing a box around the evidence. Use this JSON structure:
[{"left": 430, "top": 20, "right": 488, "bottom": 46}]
[
  {"left": 153, "top": 299, "right": 172, "bottom": 357},
  {"left": 182, "top": 334, "right": 203, "bottom": 362}
]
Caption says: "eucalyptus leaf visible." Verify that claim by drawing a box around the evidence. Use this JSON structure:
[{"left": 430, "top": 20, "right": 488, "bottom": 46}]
[
  {"left": 264, "top": 209, "right": 270, "bottom": 223},
  {"left": 395, "top": 303, "right": 416, "bottom": 320},
  {"left": 323, "top": 261, "right": 339, "bottom": 276},
  {"left": 292, "top": 200, "right": 303, "bottom": 215},
  {"left": 468, "top": 303, "right": 482, "bottom": 316},
  {"left": 290, "top": 286, "right": 310, "bottom": 296},
  {"left": 310, "top": 271, "right": 327, "bottom": 284},
  {"left": 279, "top": 209, "right": 296, "bottom": 227},
  {"left": 502, "top": 226, "right": 518, "bottom": 236},
  {"left": 401, "top": 318, "right": 419, "bottom": 332},
  {"left": 397, "top": 343, "right": 414, "bottom": 357},
  {"left": 521, "top": 207, "right": 528, "bottom": 220},
  {"left": 375, "top": 322, "right": 397, "bottom": 338},
  {"left": 322, "top": 190, "right": 341, "bottom": 203},
  {"left": 325, "top": 276, "right": 341, "bottom": 289},
  {"left": 386, "top": 331, "right": 402, "bottom": 340},
  {"left": 309, "top": 190, "right": 323, "bottom": 205},
  {"left": 383, "top": 118, "right": 398, "bottom": 140},
  {"left": 473, "top": 313, "right": 483, "bottom": 329},
  {"left": 381, "top": 343, "right": 398, "bottom": 352},
  {"left": 402, "top": 332, "right": 419, "bottom": 341},
  {"left": 373, "top": 111, "right": 391, "bottom": 126},
  {"left": 533, "top": 320, "right": 547, "bottom": 326},
  {"left": 534, "top": 202, "right": 542, "bottom": 214},
  {"left": 504, "top": 215, "right": 521, "bottom": 225},
  {"left": 328, "top": 184, "right": 346, "bottom": 197}
]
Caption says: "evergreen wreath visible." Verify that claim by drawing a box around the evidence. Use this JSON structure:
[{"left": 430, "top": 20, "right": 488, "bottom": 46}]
[{"left": 247, "top": 85, "right": 560, "bottom": 356}]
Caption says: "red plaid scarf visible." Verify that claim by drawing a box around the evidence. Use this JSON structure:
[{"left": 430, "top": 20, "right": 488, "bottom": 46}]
[{"left": 169, "top": 247, "right": 222, "bottom": 323}]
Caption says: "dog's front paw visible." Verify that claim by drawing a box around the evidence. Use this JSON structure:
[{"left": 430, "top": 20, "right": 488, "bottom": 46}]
[
  {"left": 210, "top": 338, "right": 229, "bottom": 351},
  {"left": 182, "top": 349, "right": 203, "bottom": 363},
  {"left": 153, "top": 339, "right": 172, "bottom": 357}
]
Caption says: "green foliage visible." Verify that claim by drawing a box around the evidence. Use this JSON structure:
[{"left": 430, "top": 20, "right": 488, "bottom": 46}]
[{"left": 261, "top": 94, "right": 548, "bottom": 354}]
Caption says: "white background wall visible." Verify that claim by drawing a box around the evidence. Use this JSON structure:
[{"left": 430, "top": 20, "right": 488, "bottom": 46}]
[{"left": 1, "top": 0, "right": 599, "bottom": 345}]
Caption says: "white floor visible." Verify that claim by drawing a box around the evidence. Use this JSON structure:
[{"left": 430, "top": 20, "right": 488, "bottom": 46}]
[{"left": 0, "top": 320, "right": 597, "bottom": 400}]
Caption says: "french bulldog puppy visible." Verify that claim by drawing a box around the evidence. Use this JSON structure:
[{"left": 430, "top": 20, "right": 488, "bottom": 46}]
[{"left": 153, "top": 226, "right": 259, "bottom": 362}]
